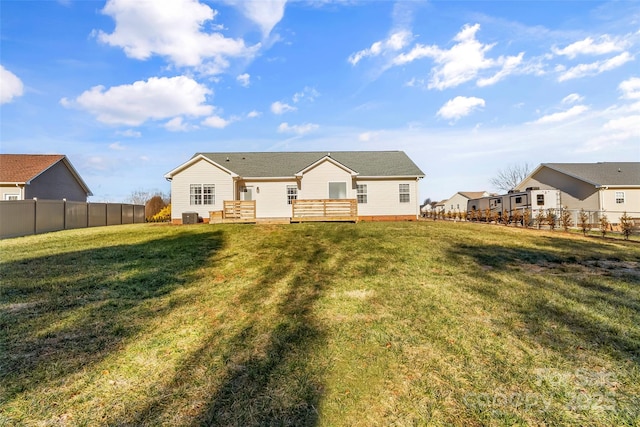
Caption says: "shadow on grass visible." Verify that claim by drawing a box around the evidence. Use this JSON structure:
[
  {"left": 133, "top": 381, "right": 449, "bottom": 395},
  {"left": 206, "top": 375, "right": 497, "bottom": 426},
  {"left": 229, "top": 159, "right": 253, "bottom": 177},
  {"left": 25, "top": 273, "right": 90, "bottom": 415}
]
[
  {"left": 129, "top": 225, "right": 357, "bottom": 427},
  {"left": 447, "top": 238, "right": 640, "bottom": 365},
  {"left": 0, "top": 229, "right": 224, "bottom": 401}
]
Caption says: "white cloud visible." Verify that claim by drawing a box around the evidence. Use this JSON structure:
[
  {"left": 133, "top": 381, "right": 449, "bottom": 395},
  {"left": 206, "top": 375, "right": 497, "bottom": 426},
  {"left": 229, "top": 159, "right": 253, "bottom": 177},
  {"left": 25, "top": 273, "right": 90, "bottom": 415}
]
[
  {"left": 109, "top": 142, "right": 126, "bottom": 150},
  {"left": 62, "top": 76, "right": 213, "bottom": 126},
  {"left": 97, "top": 0, "right": 258, "bottom": 74},
  {"left": 531, "top": 105, "right": 589, "bottom": 124},
  {"left": 202, "top": 115, "right": 230, "bottom": 128},
  {"left": 247, "top": 110, "right": 261, "bottom": 118},
  {"left": 116, "top": 129, "right": 142, "bottom": 137},
  {"left": 271, "top": 101, "right": 297, "bottom": 114},
  {"left": 477, "top": 52, "right": 524, "bottom": 87},
  {"left": 619, "top": 77, "right": 640, "bottom": 100},
  {"left": 237, "top": 73, "right": 251, "bottom": 87},
  {"left": 393, "top": 23, "right": 524, "bottom": 90},
  {"left": 557, "top": 52, "right": 633, "bottom": 81},
  {"left": 562, "top": 93, "right": 584, "bottom": 104},
  {"left": 0, "top": 65, "right": 24, "bottom": 104},
  {"left": 278, "top": 122, "right": 318, "bottom": 135},
  {"left": 293, "top": 86, "right": 319, "bottom": 103},
  {"left": 552, "top": 35, "right": 628, "bottom": 59},
  {"left": 164, "top": 116, "right": 192, "bottom": 131},
  {"left": 358, "top": 131, "right": 380, "bottom": 142},
  {"left": 437, "top": 96, "right": 485, "bottom": 121},
  {"left": 349, "top": 30, "right": 412, "bottom": 65},
  {"left": 231, "top": 0, "right": 287, "bottom": 38}
]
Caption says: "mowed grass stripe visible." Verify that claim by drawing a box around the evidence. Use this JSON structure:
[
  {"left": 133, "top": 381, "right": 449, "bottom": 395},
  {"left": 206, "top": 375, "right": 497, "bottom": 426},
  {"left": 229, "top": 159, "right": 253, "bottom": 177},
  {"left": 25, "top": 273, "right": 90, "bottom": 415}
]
[{"left": 0, "top": 222, "right": 638, "bottom": 426}]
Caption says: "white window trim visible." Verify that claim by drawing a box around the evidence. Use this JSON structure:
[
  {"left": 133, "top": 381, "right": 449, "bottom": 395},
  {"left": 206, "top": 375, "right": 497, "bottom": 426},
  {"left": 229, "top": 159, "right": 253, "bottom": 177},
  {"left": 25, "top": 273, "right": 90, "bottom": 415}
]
[
  {"left": 286, "top": 185, "right": 297, "bottom": 205},
  {"left": 399, "top": 184, "right": 410, "bottom": 203},
  {"left": 615, "top": 191, "right": 625, "bottom": 204},
  {"left": 190, "top": 184, "right": 215, "bottom": 205},
  {"left": 4, "top": 194, "right": 19, "bottom": 200},
  {"left": 356, "top": 184, "right": 367, "bottom": 204}
]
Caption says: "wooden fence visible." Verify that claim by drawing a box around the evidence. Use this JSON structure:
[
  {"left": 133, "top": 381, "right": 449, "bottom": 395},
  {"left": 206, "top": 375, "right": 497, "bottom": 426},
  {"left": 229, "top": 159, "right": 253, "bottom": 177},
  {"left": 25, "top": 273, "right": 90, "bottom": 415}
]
[
  {"left": 291, "top": 199, "right": 358, "bottom": 223},
  {"left": 0, "top": 199, "right": 145, "bottom": 239},
  {"left": 222, "top": 200, "right": 256, "bottom": 223}
]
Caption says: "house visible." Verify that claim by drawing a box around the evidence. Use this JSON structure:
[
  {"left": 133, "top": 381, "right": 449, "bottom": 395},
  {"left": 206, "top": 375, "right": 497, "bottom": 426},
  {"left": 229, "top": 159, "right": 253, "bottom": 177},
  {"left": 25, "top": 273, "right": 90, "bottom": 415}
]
[
  {"left": 516, "top": 162, "right": 640, "bottom": 223},
  {"left": 164, "top": 151, "right": 425, "bottom": 223},
  {"left": 0, "top": 154, "right": 92, "bottom": 202},
  {"left": 443, "top": 191, "right": 491, "bottom": 213}
]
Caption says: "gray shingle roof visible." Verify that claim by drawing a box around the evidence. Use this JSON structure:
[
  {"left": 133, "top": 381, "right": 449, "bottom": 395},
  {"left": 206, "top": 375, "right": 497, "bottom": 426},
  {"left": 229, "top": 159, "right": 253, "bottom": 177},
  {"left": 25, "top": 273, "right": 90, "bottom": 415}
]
[
  {"left": 542, "top": 162, "right": 640, "bottom": 186},
  {"left": 193, "top": 151, "right": 425, "bottom": 178}
]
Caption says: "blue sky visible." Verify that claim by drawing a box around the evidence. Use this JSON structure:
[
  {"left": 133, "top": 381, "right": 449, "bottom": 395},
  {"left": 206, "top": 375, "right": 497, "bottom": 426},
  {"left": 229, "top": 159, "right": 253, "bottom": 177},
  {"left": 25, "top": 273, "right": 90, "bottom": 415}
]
[{"left": 1, "top": 0, "right": 639, "bottom": 203}]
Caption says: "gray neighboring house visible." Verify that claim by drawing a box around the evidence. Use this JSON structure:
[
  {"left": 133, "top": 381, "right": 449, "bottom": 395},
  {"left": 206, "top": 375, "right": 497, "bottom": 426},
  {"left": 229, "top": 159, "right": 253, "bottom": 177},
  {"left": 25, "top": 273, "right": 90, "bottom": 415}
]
[
  {"left": 0, "top": 154, "right": 92, "bottom": 202},
  {"left": 165, "top": 151, "right": 425, "bottom": 222},
  {"left": 516, "top": 162, "right": 640, "bottom": 222}
]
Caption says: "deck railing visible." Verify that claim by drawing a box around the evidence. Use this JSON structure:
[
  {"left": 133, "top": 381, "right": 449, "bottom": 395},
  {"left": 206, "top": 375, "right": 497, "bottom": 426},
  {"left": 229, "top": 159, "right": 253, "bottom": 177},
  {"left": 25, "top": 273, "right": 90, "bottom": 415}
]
[
  {"left": 291, "top": 199, "right": 358, "bottom": 222},
  {"left": 223, "top": 200, "right": 256, "bottom": 223}
]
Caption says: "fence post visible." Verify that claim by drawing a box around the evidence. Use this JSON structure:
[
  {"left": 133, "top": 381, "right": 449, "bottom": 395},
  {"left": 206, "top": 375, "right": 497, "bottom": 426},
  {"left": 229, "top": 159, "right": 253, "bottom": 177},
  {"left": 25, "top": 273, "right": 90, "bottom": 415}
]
[{"left": 33, "top": 197, "right": 37, "bottom": 236}]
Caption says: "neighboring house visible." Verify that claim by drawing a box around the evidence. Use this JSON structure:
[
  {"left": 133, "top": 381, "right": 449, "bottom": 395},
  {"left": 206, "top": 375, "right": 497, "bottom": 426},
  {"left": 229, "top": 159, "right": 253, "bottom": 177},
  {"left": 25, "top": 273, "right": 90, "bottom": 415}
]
[
  {"left": 443, "top": 191, "right": 491, "bottom": 213},
  {"left": 0, "top": 154, "right": 92, "bottom": 202},
  {"left": 516, "top": 162, "right": 640, "bottom": 223},
  {"left": 164, "top": 151, "right": 425, "bottom": 223}
]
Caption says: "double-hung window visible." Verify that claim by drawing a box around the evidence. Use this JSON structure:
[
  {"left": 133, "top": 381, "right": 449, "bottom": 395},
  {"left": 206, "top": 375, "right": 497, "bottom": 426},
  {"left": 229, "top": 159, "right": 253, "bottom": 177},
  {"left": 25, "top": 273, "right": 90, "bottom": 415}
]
[
  {"left": 399, "top": 184, "right": 410, "bottom": 203},
  {"left": 287, "top": 185, "right": 298, "bottom": 205},
  {"left": 356, "top": 184, "right": 367, "bottom": 204},
  {"left": 615, "top": 191, "right": 625, "bottom": 204},
  {"left": 190, "top": 184, "right": 215, "bottom": 205}
]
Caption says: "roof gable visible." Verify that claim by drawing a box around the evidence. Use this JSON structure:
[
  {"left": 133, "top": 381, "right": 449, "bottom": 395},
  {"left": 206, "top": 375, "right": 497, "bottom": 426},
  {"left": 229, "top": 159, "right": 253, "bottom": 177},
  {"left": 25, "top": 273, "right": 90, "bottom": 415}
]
[
  {"left": 295, "top": 155, "right": 358, "bottom": 177},
  {"left": 0, "top": 154, "right": 65, "bottom": 183},
  {"left": 165, "top": 151, "right": 425, "bottom": 179},
  {"left": 0, "top": 154, "right": 93, "bottom": 196}
]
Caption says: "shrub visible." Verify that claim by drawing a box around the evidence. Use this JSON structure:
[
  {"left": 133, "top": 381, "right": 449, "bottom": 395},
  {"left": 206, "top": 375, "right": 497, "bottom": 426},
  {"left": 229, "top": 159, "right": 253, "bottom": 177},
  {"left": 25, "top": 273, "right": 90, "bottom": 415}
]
[
  {"left": 150, "top": 204, "right": 171, "bottom": 222},
  {"left": 484, "top": 208, "right": 491, "bottom": 223},
  {"left": 599, "top": 214, "right": 609, "bottom": 238},
  {"left": 546, "top": 209, "right": 557, "bottom": 231},
  {"left": 620, "top": 211, "right": 634, "bottom": 240},
  {"left": 145, "top": 195, "right": 166, "bottom": 220},
  {"left": 534, "top": 210, "right": 546, "bottom": 229},
  {"left": 512, "top": 209, "right": 523, "bottom": 227},
  {"left": 490, "top": 210, "right": 500, "bottom": 224},
  {"left": 560, "top": 207, "right": 573, "bottom": 232},
  {"left": 523, "top": 209, "right": 531, "bottom": 228},
  {"left": 501, "top": 209, "right": 510, "bottom": 226},
  {"left": 578, "top": 209, "right": 592, "bottom": 236}
]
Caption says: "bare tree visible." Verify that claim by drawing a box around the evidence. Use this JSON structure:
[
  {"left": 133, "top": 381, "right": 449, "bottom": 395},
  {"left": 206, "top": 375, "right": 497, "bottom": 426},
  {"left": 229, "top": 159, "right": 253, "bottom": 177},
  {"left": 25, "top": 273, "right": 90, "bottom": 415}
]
[{"left": 490, "top": 163, "right": 532, "bottom": 193}]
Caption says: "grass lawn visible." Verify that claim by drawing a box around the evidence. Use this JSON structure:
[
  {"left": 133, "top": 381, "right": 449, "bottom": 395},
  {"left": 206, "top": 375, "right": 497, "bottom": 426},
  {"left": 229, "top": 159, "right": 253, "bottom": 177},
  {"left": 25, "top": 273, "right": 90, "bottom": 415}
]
[{"left": 1, "top": 221, "right": 639, "bottom": 426}]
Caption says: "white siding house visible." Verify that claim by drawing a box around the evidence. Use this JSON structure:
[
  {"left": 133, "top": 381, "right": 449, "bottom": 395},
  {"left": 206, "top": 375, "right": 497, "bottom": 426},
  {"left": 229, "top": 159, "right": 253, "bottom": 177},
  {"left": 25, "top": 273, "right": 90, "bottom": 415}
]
[
  {"left": 165, "top": 151, "right": 425, "bottom": 223},
  {"left": 516, "top": 162, "right": 640, "bottom": 223}
]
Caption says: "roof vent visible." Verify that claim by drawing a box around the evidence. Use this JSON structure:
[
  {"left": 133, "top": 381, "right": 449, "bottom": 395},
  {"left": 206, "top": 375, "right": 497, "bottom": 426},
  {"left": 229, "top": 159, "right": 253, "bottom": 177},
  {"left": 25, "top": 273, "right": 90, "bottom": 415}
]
[
  {"left": 618, "top": 168, "right": 621, "bottom": 172},
  {"left": 226, "top": 157, "right": 230, "bottom": 162}
]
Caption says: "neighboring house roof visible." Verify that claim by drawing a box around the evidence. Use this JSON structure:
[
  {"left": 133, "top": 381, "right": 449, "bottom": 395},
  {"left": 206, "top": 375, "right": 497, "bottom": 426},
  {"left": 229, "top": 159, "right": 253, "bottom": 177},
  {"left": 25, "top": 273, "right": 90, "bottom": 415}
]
[
  {"left": 457, "top": 191, "right": 490, "bottom": 199},
  {"left": 523, "top": 162, "right": 640, "bottom": 188},
  {"left": 0, "top": 154, "right": 93, "bottom": 195},
  {"left": 165, "top": 151, "right": 425, "bottom": 179}
]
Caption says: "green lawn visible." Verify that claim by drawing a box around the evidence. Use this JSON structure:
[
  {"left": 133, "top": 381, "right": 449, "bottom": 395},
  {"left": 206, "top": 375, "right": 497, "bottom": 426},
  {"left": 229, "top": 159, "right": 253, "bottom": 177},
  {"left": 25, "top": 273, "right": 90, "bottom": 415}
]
[{"left": 1, "top": 222, "right": 639, "bottom": 426}]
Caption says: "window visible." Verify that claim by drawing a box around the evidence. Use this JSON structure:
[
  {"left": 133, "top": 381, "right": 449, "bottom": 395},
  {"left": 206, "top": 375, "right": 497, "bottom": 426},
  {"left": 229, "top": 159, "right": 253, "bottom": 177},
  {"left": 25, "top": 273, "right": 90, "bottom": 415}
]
[
  {"left": 515, "top": 196, "right": 522, "bottom": 204},
  {"left": 329, "top": 182, "right": 347, "bottom": 199},
  {"left": 190, "top": 184, "right": 215, "bottom": 205},
  {"left": 4, "top": 194, "right": 19, "bottom": 200},
  {"left": 287, "top": 185, "right": 297, "bottom": 204},
  {"left": 537, "top": 194, "right": 545, "bottom": 206},
  {"left": 356, "top": 184, "right": 367, "bottom": 204},
  {"left": 203, "top": 184, "right": 215, "bottom": 205},
  {"left": 399, "top": 184, "right": 410, "bottom": 203},
  {"left": 615, "top": 191, "right": 625, "bottom": 204},
  {"left": 190, "top": 184, "right": 202, "bottom": 205}
]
